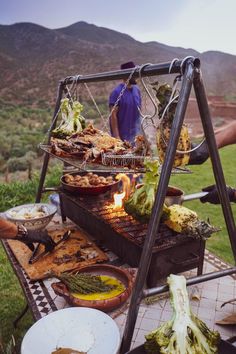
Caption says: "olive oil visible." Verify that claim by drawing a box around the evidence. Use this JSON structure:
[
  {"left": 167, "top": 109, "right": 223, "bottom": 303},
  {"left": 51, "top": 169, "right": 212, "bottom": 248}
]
[{"left": 72, "top": 275, "right": 125, "bottom": 300}]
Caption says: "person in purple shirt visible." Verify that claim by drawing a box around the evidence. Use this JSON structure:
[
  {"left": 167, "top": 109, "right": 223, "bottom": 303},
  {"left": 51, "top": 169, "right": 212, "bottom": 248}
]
[{"left": 109, "top": 61, "right": 141, "bottom": 144}]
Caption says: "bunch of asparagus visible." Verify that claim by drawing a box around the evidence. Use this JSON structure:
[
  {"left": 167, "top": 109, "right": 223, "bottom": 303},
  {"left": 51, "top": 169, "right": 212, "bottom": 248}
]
[{"left": 57, "top": 272, "right": 116, "bottom": 294}]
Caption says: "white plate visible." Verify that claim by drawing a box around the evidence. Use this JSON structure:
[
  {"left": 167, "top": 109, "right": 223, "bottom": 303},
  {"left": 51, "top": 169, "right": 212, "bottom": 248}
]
[{"left": 21, "top": 307, "right": 120, "bottom": 354}]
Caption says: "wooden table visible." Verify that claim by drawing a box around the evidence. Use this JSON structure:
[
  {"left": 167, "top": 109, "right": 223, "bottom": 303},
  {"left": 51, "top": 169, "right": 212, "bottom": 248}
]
[{"left": 1, "top": 225, "right": 130, "bottom": 324}]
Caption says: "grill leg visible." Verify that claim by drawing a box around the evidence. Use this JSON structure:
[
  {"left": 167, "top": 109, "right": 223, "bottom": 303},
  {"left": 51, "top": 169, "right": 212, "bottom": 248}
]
[
  {"left": 59, "top": 193, "right": 67, "bottom": 222},
  {"left": 197, "top": 241, "right": 205, "bottom": 276}
]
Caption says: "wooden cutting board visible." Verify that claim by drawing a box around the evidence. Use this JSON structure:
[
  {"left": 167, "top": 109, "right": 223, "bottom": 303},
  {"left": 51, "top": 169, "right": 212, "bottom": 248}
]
[{"left": 7, "top": 227, "right": 108, "bottom": 280}]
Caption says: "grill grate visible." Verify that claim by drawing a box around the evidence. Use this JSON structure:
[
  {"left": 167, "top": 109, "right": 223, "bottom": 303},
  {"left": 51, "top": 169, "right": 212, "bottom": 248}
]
[
  {"left": 60, "top": 191, "right": 205, "bottom": 287},
  {"left": 78, "top": 195, "right": 190, "bottom": 250}
]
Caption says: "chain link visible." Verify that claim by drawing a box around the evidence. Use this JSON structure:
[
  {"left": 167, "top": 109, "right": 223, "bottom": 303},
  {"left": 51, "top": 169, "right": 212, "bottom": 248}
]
[
  {"left": 108, "top": 66, "right": 137, "bottom": 121},
  {"left": 83, "top": 82, "right": 107, "bottom": 130}
]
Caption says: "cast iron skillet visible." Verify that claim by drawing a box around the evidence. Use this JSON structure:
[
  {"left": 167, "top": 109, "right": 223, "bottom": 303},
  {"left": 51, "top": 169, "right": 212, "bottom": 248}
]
[
  {"left": 125, "top": 340, "right": 236, "bottom": 353},
  {"left": 61, "top": 171, "right": 120, "bottom": 195}
]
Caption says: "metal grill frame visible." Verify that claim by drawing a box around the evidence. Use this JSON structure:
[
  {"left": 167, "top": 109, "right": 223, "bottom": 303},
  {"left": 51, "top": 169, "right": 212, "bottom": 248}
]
[{"left": 35, "top": 57, "right": 236, "bottom": 353}]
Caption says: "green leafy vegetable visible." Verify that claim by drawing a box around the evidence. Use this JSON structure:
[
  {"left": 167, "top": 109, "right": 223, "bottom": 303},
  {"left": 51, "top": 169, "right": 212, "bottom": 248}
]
[
  {"left": 144, "top": 274, "right": 220, "bottom": 353},
  {"left": 124, "top": 159, "right": 159, "bottom": 223},
  {"left": 52, "top": 98, "right": 85, "bottom": 138}
]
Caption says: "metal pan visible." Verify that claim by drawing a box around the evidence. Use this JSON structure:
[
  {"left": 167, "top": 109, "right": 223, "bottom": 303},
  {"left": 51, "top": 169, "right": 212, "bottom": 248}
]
[
  {"left": 136, "top": 184, "right": 208, "bottom": 206},
  {"left": 125, "top": 339, "right": 236, "bottom": 353},
  {"left": 165, "top": 186, "right": 208, "bottom": 206},
  {"left": 61, "top": 171, "right": 120, "bottom": 195}
]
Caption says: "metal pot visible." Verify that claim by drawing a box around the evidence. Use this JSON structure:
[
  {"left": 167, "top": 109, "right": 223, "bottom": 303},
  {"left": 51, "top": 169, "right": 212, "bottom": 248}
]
[
  {"left": 135, "top": 185, "right": 208, "bottom": 206},
  {"left": 165, "top": 186, "right": 208, "bottom": 206}
]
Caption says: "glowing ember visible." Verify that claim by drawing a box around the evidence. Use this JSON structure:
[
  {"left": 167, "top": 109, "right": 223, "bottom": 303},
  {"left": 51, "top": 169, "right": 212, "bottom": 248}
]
[{"left": 113, "top": 192, "right": 125, "bottom": 209}]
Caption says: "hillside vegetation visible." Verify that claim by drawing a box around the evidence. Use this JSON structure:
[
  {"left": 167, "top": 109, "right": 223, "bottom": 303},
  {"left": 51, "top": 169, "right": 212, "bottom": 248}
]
[{"left": 0, "top": 98, "right": 108, "bottom": 178}]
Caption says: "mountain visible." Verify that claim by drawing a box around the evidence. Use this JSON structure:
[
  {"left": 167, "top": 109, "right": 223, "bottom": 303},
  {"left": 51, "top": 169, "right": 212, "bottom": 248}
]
[{"left": 0, "top": 21, "right": 236, "bottom": 107}]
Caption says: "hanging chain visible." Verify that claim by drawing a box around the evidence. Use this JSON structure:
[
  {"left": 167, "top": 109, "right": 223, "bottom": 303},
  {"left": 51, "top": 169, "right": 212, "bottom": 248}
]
[
  {"left": 107, "top": 66, "right": 137, "bottom": 122},
  {"left": 83, "top": 82, "right": 108, "bottom": 131}
]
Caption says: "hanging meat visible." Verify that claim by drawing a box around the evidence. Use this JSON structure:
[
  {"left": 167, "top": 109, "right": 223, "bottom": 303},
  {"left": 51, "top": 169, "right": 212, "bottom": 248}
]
[{"left": 152, "top": 82, "right": 191, "bottom": 167}]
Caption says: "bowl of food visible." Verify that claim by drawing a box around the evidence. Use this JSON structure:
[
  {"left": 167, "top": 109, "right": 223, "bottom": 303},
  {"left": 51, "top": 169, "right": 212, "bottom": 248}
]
[
  {"left": 61, "top": 172, "right": 120, "bottom": 195},
  {"left": 52, "top": 264, "right": 134, "bottom": 312},
  {"left": 21, "top": 307, "right": 121, "bottom": 354},
  {"left": 5, "top": 203, "right": 57, "bottom": 231}
]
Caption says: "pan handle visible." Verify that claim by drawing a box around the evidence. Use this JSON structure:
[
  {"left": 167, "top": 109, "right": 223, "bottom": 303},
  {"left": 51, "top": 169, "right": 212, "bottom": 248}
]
[
  {"left": 42, "top": 187, "right": 59, "bottom": 192},
  {"left": 182, "top": 191, "right": 208, "bottom": 202}
]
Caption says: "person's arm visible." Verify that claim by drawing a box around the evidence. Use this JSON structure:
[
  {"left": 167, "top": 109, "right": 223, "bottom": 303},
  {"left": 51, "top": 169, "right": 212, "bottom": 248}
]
[
  {"left": 189, "top": 121, "right": 236, "bottom": 165},
  {"left": 110, "top": 106, "right": 121, "bottom": 139},
  {"left": 215, "top": 121, "right": 236, "bottom": 148},
  {"left": 0, "top": 218, "right": 18, "bottom": 239},
  {"left": 0, "top": 217, "right": 55, "bottom": 251},
  {"left": 200, "top": 185, "right": 236, "bottom": 204}
]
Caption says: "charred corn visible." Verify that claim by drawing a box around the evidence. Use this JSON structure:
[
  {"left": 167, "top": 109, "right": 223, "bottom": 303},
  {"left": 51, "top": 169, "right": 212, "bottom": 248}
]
[
  {"left": 157, "top": 123, "right": 190, "bottom": 167},
  {"left": 153, "top": 82, "right": 190, "bottom": 167},
  {"left": 163, "top": 204, "right": 219, "bottom": 240}
]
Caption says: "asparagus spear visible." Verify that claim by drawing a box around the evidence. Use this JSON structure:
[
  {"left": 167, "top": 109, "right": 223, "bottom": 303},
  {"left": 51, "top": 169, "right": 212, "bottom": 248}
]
[{"left": 56, "top": 272, "right": 116, "bottom": 294}]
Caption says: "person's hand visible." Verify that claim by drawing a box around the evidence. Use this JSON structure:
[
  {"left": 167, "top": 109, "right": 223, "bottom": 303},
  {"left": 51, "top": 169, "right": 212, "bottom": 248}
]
[
  {"left": 200, "top": 184, "right": 236, "bottom": 204},
  {"left": 16, "top": 228, "right": 56, "bottom": 252},
  {"left": 188, "top": 141, "right": 209, "bottom": 165}
]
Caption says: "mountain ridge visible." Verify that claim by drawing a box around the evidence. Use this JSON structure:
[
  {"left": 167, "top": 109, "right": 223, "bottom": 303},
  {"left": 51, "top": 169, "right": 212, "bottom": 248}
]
[{"left": 0, "top": 21, "right": 236, "bottom": 106}]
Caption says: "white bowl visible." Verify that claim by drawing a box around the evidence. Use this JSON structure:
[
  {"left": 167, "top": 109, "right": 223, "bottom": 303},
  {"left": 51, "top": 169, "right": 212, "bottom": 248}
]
[
  {"left": 21, "top": 307, "right": 120, "bottom": 354},
  {"left": 5, "top": 203, "right": 57, "bottom": 231}
]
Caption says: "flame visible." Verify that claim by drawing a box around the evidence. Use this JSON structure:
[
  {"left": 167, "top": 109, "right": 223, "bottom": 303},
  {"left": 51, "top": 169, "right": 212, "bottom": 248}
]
[
  {"left": 113, "top": 191, "right": 125, "bottom": 209},
  {"left": 115, "top": 173, "right": 131, "bottom": 198}
]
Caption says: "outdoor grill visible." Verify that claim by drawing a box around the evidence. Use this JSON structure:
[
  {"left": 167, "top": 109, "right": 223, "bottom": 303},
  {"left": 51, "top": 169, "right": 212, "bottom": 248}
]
[
  {"left": 59, "top": 190, "right": 205, "bottom": 287},
  {"left": 36, "top": 58, "right": 236, "bottom": 352}
]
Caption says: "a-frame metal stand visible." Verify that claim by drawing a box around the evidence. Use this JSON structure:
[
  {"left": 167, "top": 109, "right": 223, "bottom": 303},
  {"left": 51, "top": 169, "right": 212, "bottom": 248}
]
[
  {"left": 120, "top": 58, "right": 236, "bottom": 353},
  {"left": 36, "top": 58, "right": 236, "bottom": 354}
]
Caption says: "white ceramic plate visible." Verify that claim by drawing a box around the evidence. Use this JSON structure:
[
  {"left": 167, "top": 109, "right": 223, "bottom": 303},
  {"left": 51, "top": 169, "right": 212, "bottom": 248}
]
[{"left": 21, "top": 307, "right": 120, "bottom": 354}]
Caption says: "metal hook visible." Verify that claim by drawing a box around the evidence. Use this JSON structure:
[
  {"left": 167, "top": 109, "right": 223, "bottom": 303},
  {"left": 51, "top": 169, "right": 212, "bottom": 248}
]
[
  {"left": 169, "top": 58, "right": 179, "bottom": 74},
  {"left": 138, "top": 63, "right": 158, "bottom": 121},
  {"left": 180, "top": 56, "right": 195, "bottom": 76},
  {"left": 74, "top": 75, "right": 81, "bottom": 100}
]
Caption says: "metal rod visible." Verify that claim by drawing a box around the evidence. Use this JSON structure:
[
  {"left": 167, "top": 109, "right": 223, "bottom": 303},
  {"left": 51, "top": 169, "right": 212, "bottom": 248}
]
[
  {"left": 35, "top": 82, "right": 64, "bottom": 202},
  {"left": 143, "top": 266, "right": 236, "bottom": 298},
  {"left": 193, "top": 73, "right": 236, "bottom": 261},
  {"left": 60, "top": 58, "right": 200, "bottom": 85},
  {"left": 120, "top": 59, "right": 196, "bottom": 354}
]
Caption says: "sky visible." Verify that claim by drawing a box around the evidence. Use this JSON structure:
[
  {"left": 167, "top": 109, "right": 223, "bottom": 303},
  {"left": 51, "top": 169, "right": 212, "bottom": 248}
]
[{"left": 1, "top": 0, "right": 236, "bottom": 56}]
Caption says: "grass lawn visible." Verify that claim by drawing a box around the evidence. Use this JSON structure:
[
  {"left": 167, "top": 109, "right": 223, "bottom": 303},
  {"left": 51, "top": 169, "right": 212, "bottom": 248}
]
[
  {"left": 0, "top": 146, "right": 236, "bottom": 351},
  {"left": 0, "top": 245, "right": 34, "bottom": 353},
  {"left": 170, "top": 144, "right": 236, "bottom": 264}
]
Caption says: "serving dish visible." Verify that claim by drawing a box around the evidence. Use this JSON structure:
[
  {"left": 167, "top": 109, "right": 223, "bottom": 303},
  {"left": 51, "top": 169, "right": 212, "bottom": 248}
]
[
  {"left": 5, "top": 203, "right": 57, "bottom": 231},
  {"left": 60, "top": 171, "right": 120, "bottom": 195},
  {"left": 52, "top": 264, "right": 133, "bottom": 312},
  {"left": 21, "top": 307, "right": 120, "bottom": 354}
]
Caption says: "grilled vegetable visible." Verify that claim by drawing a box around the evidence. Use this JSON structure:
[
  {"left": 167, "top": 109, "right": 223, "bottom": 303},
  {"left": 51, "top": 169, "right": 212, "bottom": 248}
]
[
  {"left": 124, "top": 160, "right": 159, "bottom": 223},
  {"left": 163, "top": 204, "right": 219, "bottom": 240},
  {"left": 153, "top": 83, "right": 190, "bottom": 167},
  {"left": 56, "top": 272, "right": 116, "bottom": 294},
  {"left": 144, "top": 274, "right": 220, "bottom": 354},
  {"left": 52, "top": 98, "right": 85, "bottom": 139}
]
